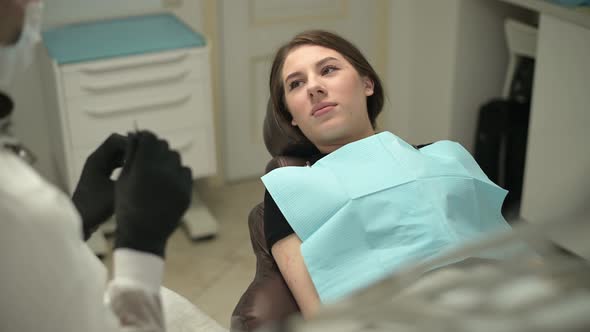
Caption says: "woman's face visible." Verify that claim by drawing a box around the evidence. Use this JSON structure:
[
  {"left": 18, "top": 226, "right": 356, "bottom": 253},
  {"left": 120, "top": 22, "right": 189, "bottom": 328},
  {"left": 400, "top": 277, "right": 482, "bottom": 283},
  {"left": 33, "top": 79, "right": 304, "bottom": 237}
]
[{"left": 281, "top": 45, "right": 375, "bottom": 153}]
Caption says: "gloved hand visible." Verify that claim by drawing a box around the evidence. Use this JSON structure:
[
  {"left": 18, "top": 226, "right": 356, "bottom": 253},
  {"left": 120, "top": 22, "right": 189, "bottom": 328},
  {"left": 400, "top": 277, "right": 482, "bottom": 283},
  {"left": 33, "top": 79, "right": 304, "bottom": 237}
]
[
  {"left": 114, "top": 131, "right": 193, "bottom": 257},
  {"left": 72, "top": 133, "right": 127, "bottom": 240}
]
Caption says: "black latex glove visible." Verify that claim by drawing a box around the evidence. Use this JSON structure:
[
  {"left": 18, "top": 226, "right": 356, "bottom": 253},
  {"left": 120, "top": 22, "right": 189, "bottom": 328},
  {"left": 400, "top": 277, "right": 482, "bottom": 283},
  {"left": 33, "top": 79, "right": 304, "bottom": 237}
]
[
  {"left": 114, "top": 131, "right": 193, "bottom": 257},
  {"left": 72, "top": 133, "right": 127, "bottom": 240}
]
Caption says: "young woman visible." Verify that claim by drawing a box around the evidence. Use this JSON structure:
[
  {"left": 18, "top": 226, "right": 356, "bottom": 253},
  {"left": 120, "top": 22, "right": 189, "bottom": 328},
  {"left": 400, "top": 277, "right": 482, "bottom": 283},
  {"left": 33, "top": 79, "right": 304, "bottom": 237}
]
[
  {"left": 265, "top": 30, "right": 382, "bottom": 318},
  {"left": 262, "top": 30, "right": 511, "bottom": 318}
]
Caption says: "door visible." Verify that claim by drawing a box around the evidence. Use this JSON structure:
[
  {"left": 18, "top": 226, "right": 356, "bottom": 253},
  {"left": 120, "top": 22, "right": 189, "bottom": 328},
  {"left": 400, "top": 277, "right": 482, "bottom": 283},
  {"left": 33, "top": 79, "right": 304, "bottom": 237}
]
[{"left": 220, "top": 0, "right": 383, "bottom": 181}]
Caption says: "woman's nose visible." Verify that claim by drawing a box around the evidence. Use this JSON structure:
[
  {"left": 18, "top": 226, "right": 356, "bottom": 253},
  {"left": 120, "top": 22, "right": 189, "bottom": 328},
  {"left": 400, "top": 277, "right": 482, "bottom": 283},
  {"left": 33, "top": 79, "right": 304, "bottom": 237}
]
[{"left": 307, "top": 76, "right": 325, "bottom": 98}]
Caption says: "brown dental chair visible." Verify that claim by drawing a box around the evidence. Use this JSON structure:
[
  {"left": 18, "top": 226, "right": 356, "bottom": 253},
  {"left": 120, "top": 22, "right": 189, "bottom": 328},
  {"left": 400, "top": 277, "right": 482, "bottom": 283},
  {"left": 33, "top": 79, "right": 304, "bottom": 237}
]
[
  {"left": 229, "top": 101, "right": 436, "bottom": 331},
  {"left": 229, "top": 101, "right": 434, "bottom": 331},
  {"left": 230, "top": 101, "right": 319, "bottom": 332}
]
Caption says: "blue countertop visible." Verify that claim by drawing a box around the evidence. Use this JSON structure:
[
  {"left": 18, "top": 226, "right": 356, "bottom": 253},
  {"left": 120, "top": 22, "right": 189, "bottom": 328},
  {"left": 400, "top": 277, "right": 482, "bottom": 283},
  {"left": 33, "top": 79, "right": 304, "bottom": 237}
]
[{"left": 43, "top": 13, "right": 206, "bottom": 64}]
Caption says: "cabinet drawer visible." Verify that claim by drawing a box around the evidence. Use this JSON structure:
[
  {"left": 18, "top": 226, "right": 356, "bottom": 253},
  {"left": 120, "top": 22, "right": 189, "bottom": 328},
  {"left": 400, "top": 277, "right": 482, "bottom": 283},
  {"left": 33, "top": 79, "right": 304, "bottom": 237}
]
[
  {"left": 168, "top": 126, "right": 217, "bottom": 178},
  {"left": 66, "top": 81, "right": 212, "bottom": 149},
  {"left": 72, "top": 126, "right": 216, "bottom": 184},
  {"left": 61, "top": 48, "right": 209, "bottom": 99}
]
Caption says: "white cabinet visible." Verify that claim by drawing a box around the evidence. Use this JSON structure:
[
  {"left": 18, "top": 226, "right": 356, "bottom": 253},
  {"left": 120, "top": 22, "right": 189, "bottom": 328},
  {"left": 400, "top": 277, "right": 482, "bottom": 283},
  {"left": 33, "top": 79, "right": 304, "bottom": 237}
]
[
  {"left": 520, "top": 14, "right": 590, "bottom": 223},
  {"left": 39, "top": 14, "right": 219, "bottom": 253},
  {"left": 40, "top": 47, "right": 216, "bottom": 192}
]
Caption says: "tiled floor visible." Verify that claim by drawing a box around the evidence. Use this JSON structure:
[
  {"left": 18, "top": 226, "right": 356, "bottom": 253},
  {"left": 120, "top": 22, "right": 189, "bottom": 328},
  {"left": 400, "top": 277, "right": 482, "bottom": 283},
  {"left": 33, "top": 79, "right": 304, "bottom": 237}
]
[{"left": 105, "top": 178, "right": 265, "bottom": 329}]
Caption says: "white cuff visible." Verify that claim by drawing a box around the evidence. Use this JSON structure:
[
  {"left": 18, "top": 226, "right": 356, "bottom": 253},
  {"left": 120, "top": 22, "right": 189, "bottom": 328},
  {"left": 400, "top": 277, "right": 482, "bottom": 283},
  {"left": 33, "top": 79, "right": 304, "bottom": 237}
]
[{"left": 113, "top": 248, "right": 164, "bottom": 292}]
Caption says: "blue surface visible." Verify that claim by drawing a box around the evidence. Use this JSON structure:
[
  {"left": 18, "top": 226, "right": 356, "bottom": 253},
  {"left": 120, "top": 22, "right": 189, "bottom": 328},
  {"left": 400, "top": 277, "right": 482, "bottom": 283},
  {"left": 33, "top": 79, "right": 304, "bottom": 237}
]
[
  {"left": 42, "top": 13, "right": 206, "bottom": 64},
  {"left": 549, "top": 0, "right": 590, "bottom": 5}
]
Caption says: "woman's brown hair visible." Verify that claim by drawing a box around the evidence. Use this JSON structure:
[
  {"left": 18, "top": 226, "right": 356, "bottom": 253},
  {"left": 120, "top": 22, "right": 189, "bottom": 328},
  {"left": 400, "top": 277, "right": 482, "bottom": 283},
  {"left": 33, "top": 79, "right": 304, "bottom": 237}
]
[{"left": 269, "top": 30, "right": 384, "bottom": 129}]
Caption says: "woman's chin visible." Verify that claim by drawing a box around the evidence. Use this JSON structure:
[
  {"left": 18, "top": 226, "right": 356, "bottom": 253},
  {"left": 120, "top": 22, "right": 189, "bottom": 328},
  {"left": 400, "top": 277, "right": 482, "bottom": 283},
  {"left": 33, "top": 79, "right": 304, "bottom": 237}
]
[{"left": 312, "top": 128, "right": 354, "bottom": 148}]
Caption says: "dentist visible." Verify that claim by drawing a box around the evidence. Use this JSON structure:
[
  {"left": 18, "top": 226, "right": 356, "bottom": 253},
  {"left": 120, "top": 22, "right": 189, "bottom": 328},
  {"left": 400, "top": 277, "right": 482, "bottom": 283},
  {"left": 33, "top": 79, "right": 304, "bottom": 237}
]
[{"left": 1, "top": 1, "right": 194, "bottom": 331}]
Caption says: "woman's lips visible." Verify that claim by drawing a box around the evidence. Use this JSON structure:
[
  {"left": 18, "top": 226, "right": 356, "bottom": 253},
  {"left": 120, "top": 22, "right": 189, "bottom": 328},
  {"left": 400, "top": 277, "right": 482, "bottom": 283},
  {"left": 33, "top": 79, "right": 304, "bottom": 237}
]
[{"left": 313, "top": 104, "right": 336, "bottom": 117}]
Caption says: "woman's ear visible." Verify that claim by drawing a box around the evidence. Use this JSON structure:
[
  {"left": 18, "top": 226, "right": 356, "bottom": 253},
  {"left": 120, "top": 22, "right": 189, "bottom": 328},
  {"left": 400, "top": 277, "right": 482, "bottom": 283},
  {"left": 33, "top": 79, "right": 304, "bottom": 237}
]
[
  {"left": 363, "top": 77, "right": 375, "bottom": 96},
  {"left": 291, "top": 119, "right": 298, "bottom": 126}
]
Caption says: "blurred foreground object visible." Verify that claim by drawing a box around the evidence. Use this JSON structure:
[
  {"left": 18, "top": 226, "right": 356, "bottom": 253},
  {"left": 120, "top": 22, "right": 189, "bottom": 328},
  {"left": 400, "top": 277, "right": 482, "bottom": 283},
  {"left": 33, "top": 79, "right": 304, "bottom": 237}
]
[{"left": 264, "top": 212, "right": 590, "bottom": 332}]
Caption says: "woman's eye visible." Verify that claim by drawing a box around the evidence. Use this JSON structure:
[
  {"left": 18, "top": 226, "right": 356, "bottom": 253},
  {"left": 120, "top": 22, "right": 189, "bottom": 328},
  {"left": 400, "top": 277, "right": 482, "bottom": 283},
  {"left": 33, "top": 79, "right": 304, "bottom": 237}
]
[
  {"left": 321, "top": 65, "right": 338, "bottom": 75},
  {"left": 289, "top": 80, "right": 303, "bottom": 90}
]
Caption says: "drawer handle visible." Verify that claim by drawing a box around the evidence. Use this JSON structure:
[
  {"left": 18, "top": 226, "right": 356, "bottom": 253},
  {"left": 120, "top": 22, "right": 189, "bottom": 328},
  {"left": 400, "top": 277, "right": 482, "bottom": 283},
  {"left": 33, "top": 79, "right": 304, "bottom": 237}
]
[
  {"left": 79, "top": 53, "right": 190, "bottom": 74},
  {"left": 82, "top": 70, "right": 190, "bottom": 93},
  {"left": 84, "top": 94, "right": 191, "bottom": 116}
]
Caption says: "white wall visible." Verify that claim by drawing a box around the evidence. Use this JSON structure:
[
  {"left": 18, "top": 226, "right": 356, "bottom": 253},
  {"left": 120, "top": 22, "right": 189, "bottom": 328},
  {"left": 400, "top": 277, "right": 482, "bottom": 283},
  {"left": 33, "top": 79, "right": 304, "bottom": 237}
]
[
  {"left": 386, "top": 0, "right": 534, "bottom": 150},
  {"left": 383, "top": 0, "right": 414, "bottom": 141},
  {"left": 411, "top": 0, "right": 460, "bottom": 145},
  {"left": 520, "top": 15, "right": 590, "bottom": 222},
  {"left": 451, "top": 0, "right": 535, "bottom": 151},
  {"left": 8, "top": 0, "right": 203, "bottom": 186},
  {"left": 386, "top": 0, "right": 461, "bottom": 145}
]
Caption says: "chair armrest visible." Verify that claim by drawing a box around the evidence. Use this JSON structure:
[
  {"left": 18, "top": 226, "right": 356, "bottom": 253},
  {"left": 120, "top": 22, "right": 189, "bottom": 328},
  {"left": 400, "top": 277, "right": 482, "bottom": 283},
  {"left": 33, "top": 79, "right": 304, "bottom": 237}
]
[{"left": 230, "top": 203, "right": 300, "bottom": 332}]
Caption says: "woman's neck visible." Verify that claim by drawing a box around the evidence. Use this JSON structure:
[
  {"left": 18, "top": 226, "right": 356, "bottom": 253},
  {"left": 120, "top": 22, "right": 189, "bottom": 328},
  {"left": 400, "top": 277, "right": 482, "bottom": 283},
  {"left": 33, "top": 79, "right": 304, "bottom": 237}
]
[{"left": 317, "top": 128, "right": 376, "bottom": 154}]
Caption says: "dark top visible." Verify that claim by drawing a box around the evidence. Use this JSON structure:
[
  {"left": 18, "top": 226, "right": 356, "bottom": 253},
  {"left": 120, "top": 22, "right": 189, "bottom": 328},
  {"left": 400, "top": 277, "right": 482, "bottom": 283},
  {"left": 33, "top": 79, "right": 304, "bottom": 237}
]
[
  {"left": 0, "top": 92, "right": 14, "bottom": 119},
  {"left": 264, "top": 153, "right": 326, "bottom": 250}
]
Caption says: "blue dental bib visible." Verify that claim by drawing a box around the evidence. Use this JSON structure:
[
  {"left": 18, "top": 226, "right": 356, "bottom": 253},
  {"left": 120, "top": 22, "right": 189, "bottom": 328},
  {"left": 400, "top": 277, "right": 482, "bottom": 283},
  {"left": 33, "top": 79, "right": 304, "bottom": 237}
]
[{"left": 262, "top": 132, "right": 512, "bottom": 303}]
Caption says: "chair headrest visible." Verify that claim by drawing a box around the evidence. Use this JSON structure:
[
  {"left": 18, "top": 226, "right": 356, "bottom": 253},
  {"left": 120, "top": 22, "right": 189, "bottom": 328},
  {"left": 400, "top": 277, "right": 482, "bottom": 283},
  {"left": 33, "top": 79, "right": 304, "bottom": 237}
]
[{"left": 263, "top": 99, "right": 319, "bottom": 157}]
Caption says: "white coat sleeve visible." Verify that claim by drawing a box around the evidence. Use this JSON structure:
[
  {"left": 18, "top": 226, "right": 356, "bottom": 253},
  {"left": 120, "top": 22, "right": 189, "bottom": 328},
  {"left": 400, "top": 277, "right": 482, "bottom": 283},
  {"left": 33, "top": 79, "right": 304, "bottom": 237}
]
[
  {"left": 106, "top": 249, "right": 166, "bottom": 332},
  {"left": 0, "top": 152, "right": 165, "bottom": 332}
]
